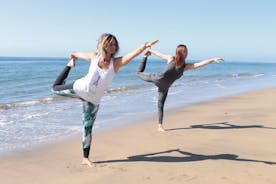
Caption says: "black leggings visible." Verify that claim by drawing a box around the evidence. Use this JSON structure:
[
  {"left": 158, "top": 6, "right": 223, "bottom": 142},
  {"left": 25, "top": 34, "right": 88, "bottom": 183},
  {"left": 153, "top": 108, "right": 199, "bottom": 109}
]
[
  {"left": 52, "top": 66, "right": 74, "bottom": 91},
  {"left": 137, "top": 57, "right": 168, "bottom": 124}
]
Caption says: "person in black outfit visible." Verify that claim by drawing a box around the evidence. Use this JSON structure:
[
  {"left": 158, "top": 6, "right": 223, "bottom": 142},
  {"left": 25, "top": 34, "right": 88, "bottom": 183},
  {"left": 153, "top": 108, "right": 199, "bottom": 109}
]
[{"left": 137, "top": 45, "right": 223, "bottom": 132}]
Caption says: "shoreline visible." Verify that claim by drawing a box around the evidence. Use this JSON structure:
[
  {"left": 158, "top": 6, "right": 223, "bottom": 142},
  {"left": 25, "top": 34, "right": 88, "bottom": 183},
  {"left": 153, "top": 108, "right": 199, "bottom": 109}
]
[
  {"left": 1, "top": 87, "right": 276, "bottom": 183},
  {"left": 2, "top": 59, "right": 276, "bottom": 156}
]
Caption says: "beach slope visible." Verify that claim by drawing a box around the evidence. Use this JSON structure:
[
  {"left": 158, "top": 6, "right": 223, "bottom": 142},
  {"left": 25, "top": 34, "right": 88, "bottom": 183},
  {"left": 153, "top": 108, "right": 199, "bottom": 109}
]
[{"left": 1, "top": 88, "right": 276, "bottom": 184}]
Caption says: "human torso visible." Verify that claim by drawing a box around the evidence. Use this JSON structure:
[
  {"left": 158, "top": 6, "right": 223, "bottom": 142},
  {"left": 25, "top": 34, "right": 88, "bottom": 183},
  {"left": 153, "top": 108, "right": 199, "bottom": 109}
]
[
  {"left": 73, "top": 55, "right": 116, "bottom": 104},
  {"left": 156, "top": 61, "right": 185, "bottom": 90}
]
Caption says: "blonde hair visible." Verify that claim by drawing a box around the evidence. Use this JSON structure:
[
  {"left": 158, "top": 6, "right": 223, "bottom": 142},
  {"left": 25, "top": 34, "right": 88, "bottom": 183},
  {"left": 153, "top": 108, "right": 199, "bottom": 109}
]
[{"left": 97, "top": 33, "right": 119, "bottom": 59}]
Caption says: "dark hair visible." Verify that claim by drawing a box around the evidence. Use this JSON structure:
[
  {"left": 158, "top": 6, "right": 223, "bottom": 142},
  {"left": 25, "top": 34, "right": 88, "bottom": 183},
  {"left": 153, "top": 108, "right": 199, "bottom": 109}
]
[{"left": 174, "top": 44, "right": 188, "bottom": 67}]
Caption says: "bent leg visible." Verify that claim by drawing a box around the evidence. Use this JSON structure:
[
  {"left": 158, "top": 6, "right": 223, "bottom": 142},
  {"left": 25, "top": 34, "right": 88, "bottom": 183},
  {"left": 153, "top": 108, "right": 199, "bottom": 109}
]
[
  {"left": 52, "top": 66, "right": 78, "bottom": 98},
  {"left": 137, "top": 56, "right": 153, "bottom": 82},
  {"left": 137, "top": 72, "right": 159, "bottom": 83},
  {"left": 52, "top": 66, "right": 73, "bottom": 91},
  {"left": 137, "top": 56, "right": 148, "bottom": 72},
  {"left": 136, "top": 56, "right": 163, "bottom": 85},
  {"left": 52, "top": 58, "right": 75, "bottom": 90}
]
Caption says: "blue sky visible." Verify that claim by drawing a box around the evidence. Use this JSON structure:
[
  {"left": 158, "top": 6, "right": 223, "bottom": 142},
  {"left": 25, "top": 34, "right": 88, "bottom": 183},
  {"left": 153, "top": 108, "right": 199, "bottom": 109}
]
[{"left": 0, "top": 0, "right": 276, "bottom": 62}]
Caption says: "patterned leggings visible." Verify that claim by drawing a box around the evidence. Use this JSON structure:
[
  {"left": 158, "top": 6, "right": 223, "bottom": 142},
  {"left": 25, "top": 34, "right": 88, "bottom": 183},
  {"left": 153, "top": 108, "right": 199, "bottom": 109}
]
[{"left": 52, "top": 66, "right": 99, "bottom": 158}]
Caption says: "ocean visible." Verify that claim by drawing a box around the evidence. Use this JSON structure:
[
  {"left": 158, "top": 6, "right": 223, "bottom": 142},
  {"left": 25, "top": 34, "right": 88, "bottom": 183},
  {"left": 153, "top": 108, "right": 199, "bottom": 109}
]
[{"left": 0, "top": 57, "right": 276, "bottom": 155}]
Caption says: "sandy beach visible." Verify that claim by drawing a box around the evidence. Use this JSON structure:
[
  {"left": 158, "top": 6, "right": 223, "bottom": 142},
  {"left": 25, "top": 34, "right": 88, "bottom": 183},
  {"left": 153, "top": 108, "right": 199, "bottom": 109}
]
[{"left": 1, "top": 88, "right": 276, "bottom": 184}]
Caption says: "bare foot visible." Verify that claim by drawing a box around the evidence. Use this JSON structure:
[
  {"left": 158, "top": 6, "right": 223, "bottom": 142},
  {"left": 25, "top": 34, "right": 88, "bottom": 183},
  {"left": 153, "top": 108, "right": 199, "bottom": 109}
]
[
  {"left": 67, "top": 58, "right": 76, "bottom": 67},
  {"left": 158, "top": 124, "right": 165, "bottom": 132},
  {"left": 81, "top": 158, "right": 95, "bottom": 168}
]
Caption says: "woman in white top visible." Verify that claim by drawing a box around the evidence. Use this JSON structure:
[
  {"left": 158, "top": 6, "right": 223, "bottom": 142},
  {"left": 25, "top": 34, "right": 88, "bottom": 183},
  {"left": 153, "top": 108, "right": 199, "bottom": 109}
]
[{"left": 52, "top": 33, "right": 158, "bottom": 167}]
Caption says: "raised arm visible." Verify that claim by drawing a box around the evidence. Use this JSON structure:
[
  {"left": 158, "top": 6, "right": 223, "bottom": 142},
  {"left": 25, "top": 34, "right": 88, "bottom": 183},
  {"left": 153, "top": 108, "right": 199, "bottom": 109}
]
[
  {"left": 70, "top": 52, "right": 96, "bottom": 62},
  {"left": 184, "top": 57, "right": 223, "bottom": 72},
  {"left": 149, "top": 49, "right": 173, "bottom": 62},
  {"left": 114, "top": 40, "right": 159, "bottom": 71}
]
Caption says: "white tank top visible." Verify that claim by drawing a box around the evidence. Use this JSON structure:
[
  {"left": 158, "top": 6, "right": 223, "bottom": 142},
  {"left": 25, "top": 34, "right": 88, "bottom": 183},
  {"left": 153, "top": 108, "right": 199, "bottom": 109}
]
[{"left": 73, "top": 55, "right": 116, "bottom": 104}]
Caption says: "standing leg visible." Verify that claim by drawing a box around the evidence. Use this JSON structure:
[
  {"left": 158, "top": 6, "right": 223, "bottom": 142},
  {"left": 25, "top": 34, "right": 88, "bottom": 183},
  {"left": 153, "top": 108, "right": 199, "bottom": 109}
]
[
  {"left": 157, "top": 88, "right": 168, "bottom": 132},
  {"left": 81, "top": 101, "right": 99, "bottom": 167}
]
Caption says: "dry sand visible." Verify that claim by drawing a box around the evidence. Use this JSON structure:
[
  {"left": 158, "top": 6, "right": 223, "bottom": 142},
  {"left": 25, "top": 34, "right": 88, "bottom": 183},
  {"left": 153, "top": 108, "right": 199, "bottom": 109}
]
[{"left": 1, "top": 88, "right": 276, "bottom": 184}]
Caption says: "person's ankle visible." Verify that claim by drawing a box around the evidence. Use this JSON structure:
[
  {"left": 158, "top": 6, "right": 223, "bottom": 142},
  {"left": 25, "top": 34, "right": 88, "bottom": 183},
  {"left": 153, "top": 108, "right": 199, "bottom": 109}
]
[
  {"left": 67, "top": 58, "right": 76, "bottom": 67},
  {"left": 158, "top": 124, "right": 165, "bottom": 132},
  {"left": 81, "top": 158, "right": 94, "bottom": 167}
]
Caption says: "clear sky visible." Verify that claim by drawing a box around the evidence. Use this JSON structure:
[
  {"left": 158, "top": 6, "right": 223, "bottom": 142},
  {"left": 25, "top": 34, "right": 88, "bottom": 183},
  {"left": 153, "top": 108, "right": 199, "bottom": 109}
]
[{"left": 0, "top": 0, "right": 276, "bottom": 62}]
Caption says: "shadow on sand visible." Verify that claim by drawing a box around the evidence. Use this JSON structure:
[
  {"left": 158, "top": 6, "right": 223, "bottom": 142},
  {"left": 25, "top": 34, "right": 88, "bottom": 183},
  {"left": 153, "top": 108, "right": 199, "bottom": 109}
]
[
  {"left": 166, "top": 122, "right": 276, "bottom": 131},
  {"left": 95, "top": 149, "right": 276, "bottom": 165}
]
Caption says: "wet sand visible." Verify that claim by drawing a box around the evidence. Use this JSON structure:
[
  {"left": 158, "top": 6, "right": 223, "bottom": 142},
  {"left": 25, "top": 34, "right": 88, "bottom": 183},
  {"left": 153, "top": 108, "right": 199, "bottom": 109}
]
[{"left": 1, "top": 88, "right": 276, "bottom": 184}]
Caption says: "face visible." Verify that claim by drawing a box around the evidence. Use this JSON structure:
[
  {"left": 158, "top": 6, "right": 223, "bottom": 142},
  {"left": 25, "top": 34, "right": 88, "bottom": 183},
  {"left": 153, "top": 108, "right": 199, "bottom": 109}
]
[
  {"left": 176, "top": 45, "right": 188, "bottom": 59},
  {"left": 183, "top": 47, "right": 188, "bottom": 58},
  {"left": 105, "top": 39, "right": 117, "bottom": 55}
]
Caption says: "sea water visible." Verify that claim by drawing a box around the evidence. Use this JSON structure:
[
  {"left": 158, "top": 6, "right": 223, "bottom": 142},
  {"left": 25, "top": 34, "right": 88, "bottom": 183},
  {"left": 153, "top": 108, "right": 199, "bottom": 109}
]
[{"left": 0, "top": 57, "right": 276, "bottom": 155}]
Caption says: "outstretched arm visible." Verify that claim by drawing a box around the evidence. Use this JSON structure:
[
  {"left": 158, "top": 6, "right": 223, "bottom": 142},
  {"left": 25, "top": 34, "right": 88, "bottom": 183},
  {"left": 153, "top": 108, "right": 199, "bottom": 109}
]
[
  {"left": 149, "top": 49, "right": 173, "bottom": 62},
  {"left": 114, "top": 40, "right": 159, "bottom": 72},
  {"left": 184, "top": 57, "right": 223, "bottom": 72},
  {"left": 70, "top": 52, "right": 96, "bottom": 62}
]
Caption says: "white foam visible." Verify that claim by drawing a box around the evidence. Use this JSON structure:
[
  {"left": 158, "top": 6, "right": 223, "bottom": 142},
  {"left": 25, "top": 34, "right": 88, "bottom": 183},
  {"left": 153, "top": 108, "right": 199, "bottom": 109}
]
[{"left": 254, "top": 74, "right": 265, "bottom": 77}]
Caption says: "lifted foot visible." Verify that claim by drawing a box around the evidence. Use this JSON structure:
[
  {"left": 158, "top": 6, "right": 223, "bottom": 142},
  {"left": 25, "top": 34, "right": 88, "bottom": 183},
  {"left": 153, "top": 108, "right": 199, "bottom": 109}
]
[{"left": 67, "top": 58, "right": 76, "bottom": 68}]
